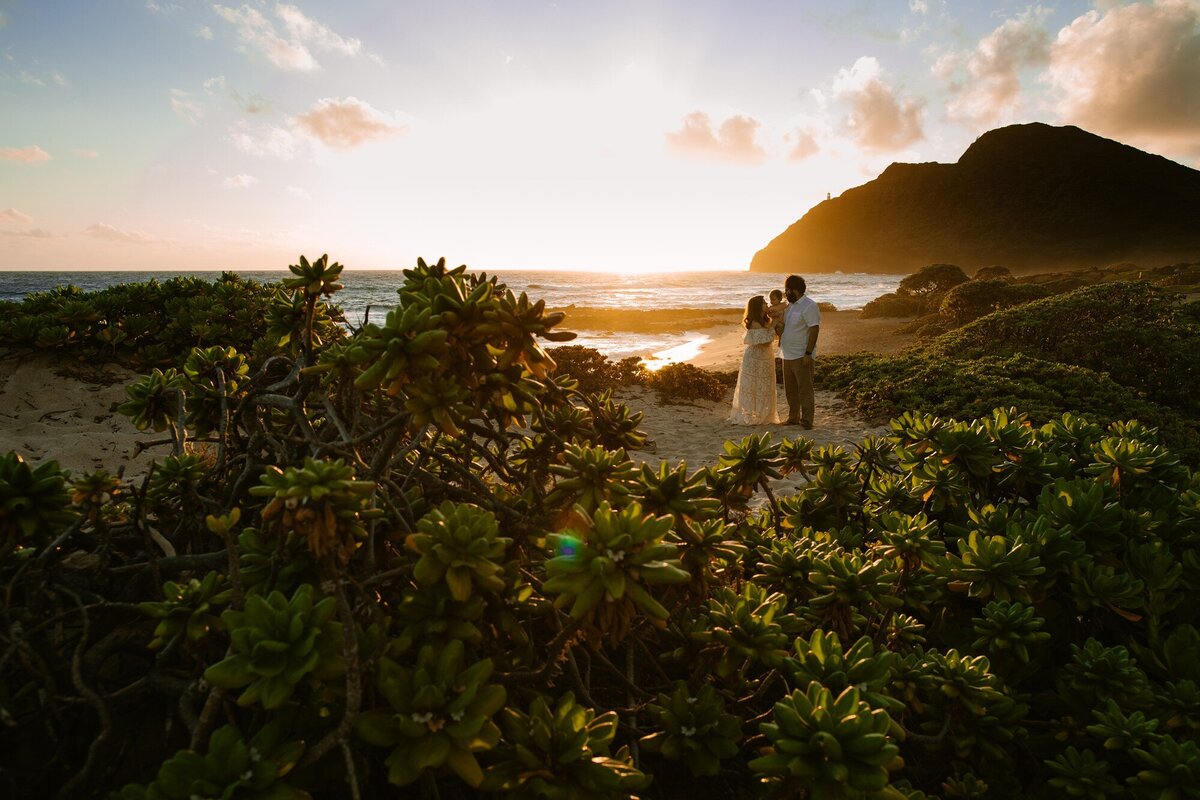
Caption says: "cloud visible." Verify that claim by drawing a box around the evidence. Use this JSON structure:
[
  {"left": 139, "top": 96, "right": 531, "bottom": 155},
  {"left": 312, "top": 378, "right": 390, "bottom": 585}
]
[
  {"left": 909, "top": 0, "right": 928, "bottom": 13},
  {"left": 665, "top": 112, "right": 767, "bottom": 164},
  {"left": 0, "top": 227, "right": 52, "bottom": 239},
  {"left": 86, "top": 223, "right": 154, "bottom": 243},
  {"left": 228, "top": 120, "right": 301, "bottom": 158},
  {"left": 1046, "top": 0, "right": 1200, "bottom": 154},
  {"left": 232, "top": 89, "right": 269, "bottom": 113},
  {"left": 0, "top": 208, "right": 33, "bottom": 224},
  {"left": 292, "top": 97, "right": 404, "bottom": 150},
  {"left": 170, "top": 88, "right": 203, "bottom": 123},
  {"left": 275, "top": 3, "right": 361, "bottom": 56},
  {"left": 286, "top": 185, "right": 311, "bottom": 200},
  {"left": 222, "top": 173, "right": 259, "bottom": 188},
  {"left": 212, "top": 3, "right": 366, "bottom": 71},
  {"left": 73, "top": 149, "right": 99, "bottom": 158},
  {"left": 16, "top": 67, "right": 67, "bottom": 89},
  {"left": 0, "top": 145, "right": 51, "bottom": 163},
  {"left": 787, "top": 129, "right": 820, "bottom": 162},
  {"left": 205, "top": 75, "right": 269, "bottom": 113},
  {"left": 196, "top": 24, "right": 213, "bottom": 40},
  {"left": 833, "top": 57, "right": 925, "bottom": 152},
  {"left": 935, "top": 8, "right": 1051, "bottom": 127},
  {"left": 213, "top": 4, "right": 317, "bottom": 71}
]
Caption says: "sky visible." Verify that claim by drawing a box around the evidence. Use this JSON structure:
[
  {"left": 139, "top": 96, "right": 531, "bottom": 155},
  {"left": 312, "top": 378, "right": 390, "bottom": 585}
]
[{"left": 2, "top": 0, "right": 1200, "bottom": 272}]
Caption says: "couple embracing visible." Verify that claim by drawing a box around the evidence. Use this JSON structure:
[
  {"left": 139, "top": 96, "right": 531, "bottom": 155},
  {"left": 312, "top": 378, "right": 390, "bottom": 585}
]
[{"left": 728, "top": 274, "right": 820, "bottom": 428}]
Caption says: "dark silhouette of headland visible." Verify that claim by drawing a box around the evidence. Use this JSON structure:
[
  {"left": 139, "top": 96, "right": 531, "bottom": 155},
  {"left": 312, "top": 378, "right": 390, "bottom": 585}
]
[{"left": 750, "top": 123, "right": 1200, "bottom": 274}]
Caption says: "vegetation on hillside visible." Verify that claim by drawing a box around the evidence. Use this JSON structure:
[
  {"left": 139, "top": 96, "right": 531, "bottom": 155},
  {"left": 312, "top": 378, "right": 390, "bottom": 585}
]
[
  {"left": 823, "top": 282, "right": 1200, "bottom": 459},
  {"left": 2, "top": 263, "right": 1200, "bottom": 798}
]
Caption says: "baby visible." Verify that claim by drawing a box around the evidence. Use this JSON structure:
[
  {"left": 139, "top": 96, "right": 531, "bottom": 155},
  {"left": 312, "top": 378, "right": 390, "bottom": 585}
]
[{"left": 766, "top": 289, "right": 787, "bottom": 337}]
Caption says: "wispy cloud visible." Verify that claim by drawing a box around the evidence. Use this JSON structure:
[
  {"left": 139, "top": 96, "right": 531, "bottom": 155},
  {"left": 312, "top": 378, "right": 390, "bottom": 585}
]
[
  {"left": 665, "top": 112, "right": 767, "bottom": 165},
  {"left": 0, "top": 208, "right": 33, "bottom": 224},
  {"left": 212, "top": 2, "right": 368, "bottom": 72},
  {"left": 222, "top": 173, "right": 259, "bottom": 188},
  {"left": 205, "top": 75, "right": 270, "bottom": 113},
  {"left": 275, "top": 3, "right": 361, "bottom": 56},
  {"left": 833, "top": 57, "right": 924, "bottom": 152},
  {"left": 196, "top": 24, "right": 214, "bottom": 40},
  {"left": 228, "top": 120, "right": 301, "bottom": 159},
  {"left": 0, "top": 227, "right": 52, "bottom": 239},
  {"left": 935, "top": 7, "right": 1050, "bottom": 127},
  {"left": 213, "top": 4, "right": 317, "bottom": 71},
  {"left": 73, "top": 149, "right": 100, "bottom": 158},
  {"left": 16, "top": 67, "right": 67, "bottom": 89},
  {"left": 170, "top": 88, "right": 203, "bottom": 123},
  {"left": 86, "top": 223, "right": 154, "bottom": 243},
  {"left": 0, "top": 145, "right": 51, "bottom": 164},
  {"left": 293, "top": 97, "right": 404, "bottom": 150},
  {"left": 1046, "top": 0, "right": 1200, "bottom": 154},
  {"left": 286, "top": 185, "right": 311, "bottom": 200}
]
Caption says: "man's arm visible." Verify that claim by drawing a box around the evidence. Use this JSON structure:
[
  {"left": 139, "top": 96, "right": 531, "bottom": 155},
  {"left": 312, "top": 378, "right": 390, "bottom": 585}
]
[{"left": 803, "top": 325, "right": 819, "bottom": 359}]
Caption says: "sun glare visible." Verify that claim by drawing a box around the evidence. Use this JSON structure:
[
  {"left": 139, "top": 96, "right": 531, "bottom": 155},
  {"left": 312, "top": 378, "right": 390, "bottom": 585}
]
[{"left": 641, "top": 334, "right": 712, "bottom": 370}]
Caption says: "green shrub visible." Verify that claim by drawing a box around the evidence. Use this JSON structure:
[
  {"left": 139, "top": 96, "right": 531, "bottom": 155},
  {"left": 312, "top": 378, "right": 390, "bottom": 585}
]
[
  {"left": 928, "top": 282, "right": 1200, "bottom": 415},
  {"left": 7, "top": 260, "right": 1200, "bottom": 800},
  {"left": 646, "top": 362, "right": 732, "bottom": 403},
  {"left": 973, "top": 265, "right": 1012, "bottom": 281},
  {"left": 861, "top": 292, "right": 924, "bottom": 319},
  {"left": 938, "top": 279, "right": 1052, "bottom": 325}
]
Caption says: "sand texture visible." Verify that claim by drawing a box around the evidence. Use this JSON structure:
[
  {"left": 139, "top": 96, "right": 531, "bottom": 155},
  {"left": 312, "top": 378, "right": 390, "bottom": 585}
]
[
  {"left": 0, "top": 354, "right": 161, "bottom": 477},
  {"left": 619, "top": 384, "right": 887, "bottom": 495}
]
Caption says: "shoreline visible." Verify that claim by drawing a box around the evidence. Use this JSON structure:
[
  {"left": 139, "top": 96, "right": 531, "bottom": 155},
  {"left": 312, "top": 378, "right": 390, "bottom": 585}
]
[{"left": 675, "top": 310, "right": 916, "bottom": 371}]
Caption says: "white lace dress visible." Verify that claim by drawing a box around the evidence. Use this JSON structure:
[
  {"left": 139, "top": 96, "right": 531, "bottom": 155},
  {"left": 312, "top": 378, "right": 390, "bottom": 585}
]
[{"left": 728, "top": 326, "right": 779, "bottom": 425}]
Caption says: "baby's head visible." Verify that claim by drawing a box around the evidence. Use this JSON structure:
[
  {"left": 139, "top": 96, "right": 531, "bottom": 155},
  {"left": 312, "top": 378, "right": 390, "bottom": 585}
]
[{"left": 769, "top": 289, "right": 784, "bottom": 305}]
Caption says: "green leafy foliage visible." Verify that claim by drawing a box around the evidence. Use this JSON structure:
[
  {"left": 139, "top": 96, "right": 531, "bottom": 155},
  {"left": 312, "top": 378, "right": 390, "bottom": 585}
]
[
  {"left": 117, "top": 722, "right": 307, "bottom": 800},
  {"left": 203, "top": 584, "right": 345, "bottom": 709},
  {"left": 355, "top": 640, "right": 505, "bottom": 787},
  {"left": 483, "top": 692, "right": 649, "bottom": 798},
  {"left": 5, "top": 262, "right": 1200, "bottom": 800},
  {"left": 0, "top": 452, "right": 75, "bottom": 552}
]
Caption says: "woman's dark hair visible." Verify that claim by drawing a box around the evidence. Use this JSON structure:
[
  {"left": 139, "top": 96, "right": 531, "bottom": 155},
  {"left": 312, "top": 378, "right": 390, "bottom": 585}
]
[{"left": 743, "top": 295, "right": 768, "bottom": 329}]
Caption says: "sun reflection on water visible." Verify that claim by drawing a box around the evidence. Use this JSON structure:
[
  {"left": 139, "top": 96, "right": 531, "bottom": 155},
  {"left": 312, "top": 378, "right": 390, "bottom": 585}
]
[{"left": 641, "top": 334, "right": 711, "bottom": 371}]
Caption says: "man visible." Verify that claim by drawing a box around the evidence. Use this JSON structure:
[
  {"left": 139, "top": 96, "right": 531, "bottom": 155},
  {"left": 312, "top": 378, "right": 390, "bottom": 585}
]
[{"left": 779, "top": 274, "right": 820, "bottom": 429}]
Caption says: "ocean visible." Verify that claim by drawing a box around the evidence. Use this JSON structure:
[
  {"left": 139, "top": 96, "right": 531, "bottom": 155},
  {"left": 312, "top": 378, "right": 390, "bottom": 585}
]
[{"left": 0, "top": 269, "right": 902, "bottom": 361}]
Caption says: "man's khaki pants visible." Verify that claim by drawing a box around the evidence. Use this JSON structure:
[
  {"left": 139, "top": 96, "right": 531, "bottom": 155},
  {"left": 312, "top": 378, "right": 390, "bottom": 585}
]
[{"left": 782, "top": 357, "right": 814, "bottom": 427}]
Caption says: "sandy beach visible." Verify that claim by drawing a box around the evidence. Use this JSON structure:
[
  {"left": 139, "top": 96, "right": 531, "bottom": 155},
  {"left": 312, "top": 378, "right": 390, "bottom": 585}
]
[{"left": 0, "top": 311, "right": 914, "bottom": 479}]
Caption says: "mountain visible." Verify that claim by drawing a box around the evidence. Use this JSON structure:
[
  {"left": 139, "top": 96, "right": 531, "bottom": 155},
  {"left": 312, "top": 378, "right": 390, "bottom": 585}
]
[{"left": 749, "top": 123, "right": 1200, "bottom": 274}]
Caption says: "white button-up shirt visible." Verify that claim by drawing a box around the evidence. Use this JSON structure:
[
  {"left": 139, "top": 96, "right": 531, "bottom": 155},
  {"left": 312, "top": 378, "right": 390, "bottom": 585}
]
[{"left": 779, "top": 295, "right": 821, "bottom": 360}]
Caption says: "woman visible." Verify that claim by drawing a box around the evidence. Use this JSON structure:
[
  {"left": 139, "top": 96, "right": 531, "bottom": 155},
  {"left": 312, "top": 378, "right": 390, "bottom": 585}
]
[{"left": 728, "top": 295, "right": 780, "bottom": 425}]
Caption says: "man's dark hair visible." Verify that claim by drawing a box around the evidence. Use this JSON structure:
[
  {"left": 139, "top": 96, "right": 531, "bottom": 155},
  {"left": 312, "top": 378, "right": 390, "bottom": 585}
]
[{"left": 785, "top": 275, "right": 806, "bottom": 295}]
